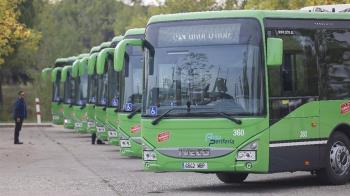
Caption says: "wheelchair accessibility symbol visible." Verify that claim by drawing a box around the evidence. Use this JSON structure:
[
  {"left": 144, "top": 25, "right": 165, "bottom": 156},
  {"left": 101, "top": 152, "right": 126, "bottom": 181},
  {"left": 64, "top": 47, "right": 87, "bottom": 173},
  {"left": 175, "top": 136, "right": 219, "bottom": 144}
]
[
  {"left": 149, "top": 106, "right": 158, "bottom": 116},
  {"left": 125, "top": 103, "right": 133, "bottom": 111}
]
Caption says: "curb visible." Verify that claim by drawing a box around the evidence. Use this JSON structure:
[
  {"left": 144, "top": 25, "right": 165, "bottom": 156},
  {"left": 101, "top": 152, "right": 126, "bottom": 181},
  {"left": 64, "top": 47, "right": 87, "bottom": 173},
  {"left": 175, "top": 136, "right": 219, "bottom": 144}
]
[{"left": 0, "top": 123, "right": 53, "bottom": 128}]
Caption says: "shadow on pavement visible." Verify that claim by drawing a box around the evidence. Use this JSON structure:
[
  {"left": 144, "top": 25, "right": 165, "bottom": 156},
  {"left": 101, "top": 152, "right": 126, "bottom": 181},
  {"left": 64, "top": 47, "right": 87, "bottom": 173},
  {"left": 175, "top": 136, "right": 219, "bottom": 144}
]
[{"left": 169, "top": 175, "right": 330, "bottom": 194}]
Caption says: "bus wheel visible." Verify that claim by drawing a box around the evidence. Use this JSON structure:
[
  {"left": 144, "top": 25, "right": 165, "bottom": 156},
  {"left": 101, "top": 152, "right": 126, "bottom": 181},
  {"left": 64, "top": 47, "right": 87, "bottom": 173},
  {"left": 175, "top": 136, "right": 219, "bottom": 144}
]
[
  {"left": 97, "top": 139, "right": 103, "bottom": 145},
  {"left": 216, "top": 173, "right": 248, "bottom": 184},
  {"left": 317, "top": 132, "right": 350, "bottom": 185}
]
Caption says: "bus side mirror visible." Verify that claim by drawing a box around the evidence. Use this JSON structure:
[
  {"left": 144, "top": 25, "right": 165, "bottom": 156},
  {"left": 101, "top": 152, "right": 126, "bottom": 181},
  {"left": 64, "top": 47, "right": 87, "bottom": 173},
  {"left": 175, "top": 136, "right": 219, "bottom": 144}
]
[
  {"left": 267, "top": 38, "right": 283, "bottom": 66},
  {"left": 114, "top": 39, "right": 143, "bottom": 72}
]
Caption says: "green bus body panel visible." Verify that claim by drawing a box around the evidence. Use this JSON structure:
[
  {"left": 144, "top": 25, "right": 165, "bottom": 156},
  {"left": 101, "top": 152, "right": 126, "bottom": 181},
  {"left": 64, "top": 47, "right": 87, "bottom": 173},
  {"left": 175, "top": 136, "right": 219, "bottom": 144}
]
[
  {"left": 88, "top": 53, "right": 98, "bottom": 75},
  {"left": 73, "top": 106, "right": 88, "bottom": 133},
  {"left": 86, "top": 104, "right": 96, "bottom": 133},
  {"left": 51, "top": 102, "right": 64, "bottom": 125},
  {"left": 148, "top": 10, "right": 350, "bottom": 25},
  {"left": 114, "top": 39, "right": 143, "bottom": 72},
  {"left": 270, "top": 102, "right": 319, "bottom": 142},
  {"left": 95, "top": 106, "right": 108, "bottom": 141},
  {"left": 90, "top": 46, "right": 101, "bottom": 54},
  {"left": 97, "top": 48, "right": 114, "bottom": 75},
  {"left": 118, "top": 113, "right": 142, "bottom": 157},
  {"left": 61, "top": 66, "right": 72, "bottom": 82},
  {"left": 41, "top": 68, "right": 52, "bottom": 81},
  {"left": 79, "top": 57, "right": 89, "bottom": 76},
  {"left": 51, "top": 67, "right": 63, "bottom": 82},
  {"left": 112, "top": 35, "right": 124, "bottom": 43},
  {"left": 72, "top": 60, "right": 80, "bottom": 78},
  {"left": 106, "top": 108, "right": 120, "bottom": 145},
  {"left": 63, "top": 104, "right": 75, "bottom": 129},
  {"left": 124, "top": 28, "right": 145, "bottom": 37},
  {"left": 100, "top": 41, "right": 112, "bottom": 49},
  {"left": 142, "top": 118, "right": 269, "bottom": 172},
  {"left": 320, "top": 100, "right": 350, "bottom": 139}
]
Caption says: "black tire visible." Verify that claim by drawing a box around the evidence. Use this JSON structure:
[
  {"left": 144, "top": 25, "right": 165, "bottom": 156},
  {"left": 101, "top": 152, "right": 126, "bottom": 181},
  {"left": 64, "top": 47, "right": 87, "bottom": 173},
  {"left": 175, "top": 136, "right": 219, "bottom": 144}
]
[
  {"left": 97, "top": 139, "right": 104, "bottom": 145},
  {"left": 317, "top": 132, "right": 350, "bottom": 185},
  {"left": 216, "top": 172, "right": 248, "bottom": 184}
]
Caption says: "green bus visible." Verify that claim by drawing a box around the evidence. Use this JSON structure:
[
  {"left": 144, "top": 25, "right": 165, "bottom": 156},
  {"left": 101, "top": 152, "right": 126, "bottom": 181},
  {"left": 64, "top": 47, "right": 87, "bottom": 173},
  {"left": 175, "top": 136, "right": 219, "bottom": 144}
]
[
  {"left": 97, "top": 36, "right": 124, "bottom": 145},
  {"left": 114, "top": 28, "right": 144, "bottom": 157},
  {"left": 61, "top": 57, "right": 78, "bottom": 129},
  {"left": 72, "top": 53, "right": 90, "bottom": 133},
  {"left": 45, "top": 57, "right": 76, "bottom": 125},
  {"left": 114, "top": 10, "right": 350, "bottom": 185},
  {"left": 86, "top": 45, "right": 103, "bottom": 144},
  {"left": 95, "top": 41, "right": 114, "bottom": 142}
]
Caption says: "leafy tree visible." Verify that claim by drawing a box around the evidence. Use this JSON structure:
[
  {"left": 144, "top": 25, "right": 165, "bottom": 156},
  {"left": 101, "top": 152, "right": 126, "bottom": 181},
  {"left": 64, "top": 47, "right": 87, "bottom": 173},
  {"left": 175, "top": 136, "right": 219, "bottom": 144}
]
[{"left": 0, "top": 0, "right": 40, "bottom": 105}]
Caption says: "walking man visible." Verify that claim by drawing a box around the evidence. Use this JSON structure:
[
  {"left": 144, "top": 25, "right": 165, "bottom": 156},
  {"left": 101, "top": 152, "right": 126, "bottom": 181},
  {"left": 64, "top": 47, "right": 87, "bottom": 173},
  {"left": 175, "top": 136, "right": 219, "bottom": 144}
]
[{"left": 13, "top": 91, "right": 27, "bottom": 144}]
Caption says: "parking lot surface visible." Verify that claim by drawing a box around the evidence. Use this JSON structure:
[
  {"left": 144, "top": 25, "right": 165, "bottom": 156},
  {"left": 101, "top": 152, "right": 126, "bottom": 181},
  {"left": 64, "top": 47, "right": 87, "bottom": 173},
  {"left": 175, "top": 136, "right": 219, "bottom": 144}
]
[{"left": 0, "top": 126, "right": 349, "bottom": 196}]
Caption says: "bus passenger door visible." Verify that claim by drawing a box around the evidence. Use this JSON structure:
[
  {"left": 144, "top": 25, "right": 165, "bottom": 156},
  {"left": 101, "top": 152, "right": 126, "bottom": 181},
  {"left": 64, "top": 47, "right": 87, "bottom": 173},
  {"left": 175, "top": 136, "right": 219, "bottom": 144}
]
[{"left": 266, "top": 26, "right": 320, "bottom": 172}]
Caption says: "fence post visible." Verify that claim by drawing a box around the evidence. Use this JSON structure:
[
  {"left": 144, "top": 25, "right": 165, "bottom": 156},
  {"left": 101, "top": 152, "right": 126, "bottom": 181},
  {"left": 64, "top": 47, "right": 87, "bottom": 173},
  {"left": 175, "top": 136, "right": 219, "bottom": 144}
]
[{"left": 35, "top": 98, "right": 41, "bottom": 124}]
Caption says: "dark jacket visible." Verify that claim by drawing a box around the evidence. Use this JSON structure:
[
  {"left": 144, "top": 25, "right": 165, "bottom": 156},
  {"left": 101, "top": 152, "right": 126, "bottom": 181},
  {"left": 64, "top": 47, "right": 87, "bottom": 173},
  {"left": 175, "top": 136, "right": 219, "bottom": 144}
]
[{"left": 13, "top": 98, "right": 27, "bottom": 120}]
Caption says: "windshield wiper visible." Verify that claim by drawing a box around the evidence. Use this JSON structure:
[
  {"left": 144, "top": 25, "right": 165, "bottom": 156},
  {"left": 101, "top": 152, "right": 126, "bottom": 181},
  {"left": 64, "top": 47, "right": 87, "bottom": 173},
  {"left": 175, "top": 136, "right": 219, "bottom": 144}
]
[
  {"left": 212, "top": 112, "right": 242, "bottom": 125},
  {"left": 151, "top": 108, "right": 188, "bottom": 125},
  {"left": 127, "top": 107, "right": 141, "bottom": 119}
]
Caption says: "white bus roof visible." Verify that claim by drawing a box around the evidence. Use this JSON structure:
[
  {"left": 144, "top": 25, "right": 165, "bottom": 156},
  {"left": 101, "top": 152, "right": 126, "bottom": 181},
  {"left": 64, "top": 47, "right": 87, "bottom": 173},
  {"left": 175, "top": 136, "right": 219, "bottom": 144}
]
[{"left": 300, "top": 4, "right": 350, "bottom": 12}]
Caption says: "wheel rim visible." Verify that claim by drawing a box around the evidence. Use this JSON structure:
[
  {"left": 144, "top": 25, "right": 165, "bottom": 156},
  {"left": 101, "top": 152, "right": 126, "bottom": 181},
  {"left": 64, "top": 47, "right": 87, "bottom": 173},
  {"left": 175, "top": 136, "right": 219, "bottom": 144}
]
[{"left": 330, "top": 141, "right": 350, "bottom": 176}]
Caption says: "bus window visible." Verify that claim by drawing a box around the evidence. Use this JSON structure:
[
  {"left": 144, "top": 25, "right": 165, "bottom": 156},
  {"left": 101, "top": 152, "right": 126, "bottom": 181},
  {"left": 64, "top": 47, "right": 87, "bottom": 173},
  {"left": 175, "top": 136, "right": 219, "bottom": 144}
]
[
  {"left": 267, "top": 28, "right": 319, "bottom": 122},
  {"left": 319, "top": 29, "right": 350, "bottom": 99}
]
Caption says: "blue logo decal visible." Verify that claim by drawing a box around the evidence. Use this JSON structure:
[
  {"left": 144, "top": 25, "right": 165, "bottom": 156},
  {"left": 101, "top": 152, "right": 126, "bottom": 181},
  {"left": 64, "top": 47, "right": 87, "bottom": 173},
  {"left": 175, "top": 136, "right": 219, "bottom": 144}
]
[
  {"left": 101, "top": 97, "right": 106, "bottom": 105},
  {"left": 125, "top": 103, "right": 133, "bottom": 111},
  {"left": 149, "top": 106, "right": 158, "bottom": 116},
  {"left": 112, "top": 98, "right": 119, "bottom": 106}
]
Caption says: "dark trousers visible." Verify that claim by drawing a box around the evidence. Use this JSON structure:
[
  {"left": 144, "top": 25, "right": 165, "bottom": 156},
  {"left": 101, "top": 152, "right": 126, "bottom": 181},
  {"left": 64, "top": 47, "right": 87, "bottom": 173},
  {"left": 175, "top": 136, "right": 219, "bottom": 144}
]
[
  {"left": 91, "top": 133, "right": 96, "bottom": 144},
  {"left": 14, "top": 119, "right": 23, "bottom": 143}
]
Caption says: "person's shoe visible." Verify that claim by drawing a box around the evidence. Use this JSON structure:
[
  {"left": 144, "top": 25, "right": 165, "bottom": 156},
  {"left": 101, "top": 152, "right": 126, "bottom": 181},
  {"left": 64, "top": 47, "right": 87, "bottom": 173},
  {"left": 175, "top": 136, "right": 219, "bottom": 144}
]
[{"left": 14, "top": 142, "right": 23, "bottom": 144}]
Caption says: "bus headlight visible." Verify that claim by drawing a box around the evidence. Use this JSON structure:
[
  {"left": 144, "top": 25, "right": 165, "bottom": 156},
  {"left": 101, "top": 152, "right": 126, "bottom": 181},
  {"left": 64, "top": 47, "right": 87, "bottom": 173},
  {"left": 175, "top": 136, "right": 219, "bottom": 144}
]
[
  {"left": 236, "top": 140, "right": 258, "bottom": 161},
  {"left": 120, "top": 139, "right": 131, "bottom": 148},
  {"left": 144, "top": 150, "right": 157, "bottom": 161}
]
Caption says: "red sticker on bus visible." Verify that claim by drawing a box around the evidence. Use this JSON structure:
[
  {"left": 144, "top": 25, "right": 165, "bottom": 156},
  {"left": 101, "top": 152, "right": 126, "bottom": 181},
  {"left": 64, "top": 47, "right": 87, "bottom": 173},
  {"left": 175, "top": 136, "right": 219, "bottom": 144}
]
[
  {"left": 130, "top": 124, "right": 141, "bottom": 133},
  {"left": 158, "top": 131, "right": 170, "bottom": 143},
  {"left": 340, "top": 102, "right": 350, "bottom": 114}
]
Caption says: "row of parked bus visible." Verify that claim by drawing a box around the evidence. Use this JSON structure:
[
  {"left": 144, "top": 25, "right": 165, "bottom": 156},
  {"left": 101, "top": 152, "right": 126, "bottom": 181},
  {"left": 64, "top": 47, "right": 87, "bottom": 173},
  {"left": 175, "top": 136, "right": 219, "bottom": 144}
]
[{"left": 42, "top": 9, "right": 350, "bottom": 185}]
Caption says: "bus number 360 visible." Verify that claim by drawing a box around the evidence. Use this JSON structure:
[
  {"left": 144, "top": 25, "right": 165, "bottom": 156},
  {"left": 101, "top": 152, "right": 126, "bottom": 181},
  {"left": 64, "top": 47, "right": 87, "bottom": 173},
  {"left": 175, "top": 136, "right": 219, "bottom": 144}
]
[{"left": 233, "top": 129, "right": 245, "bottom": 137}]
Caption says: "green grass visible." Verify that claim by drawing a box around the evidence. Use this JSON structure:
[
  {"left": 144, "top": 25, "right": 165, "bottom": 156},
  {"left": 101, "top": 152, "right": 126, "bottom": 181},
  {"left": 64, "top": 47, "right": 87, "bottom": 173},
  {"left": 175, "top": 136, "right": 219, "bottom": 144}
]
[{"left": 0, "top": 81, "right": 52, "bottom": 123}]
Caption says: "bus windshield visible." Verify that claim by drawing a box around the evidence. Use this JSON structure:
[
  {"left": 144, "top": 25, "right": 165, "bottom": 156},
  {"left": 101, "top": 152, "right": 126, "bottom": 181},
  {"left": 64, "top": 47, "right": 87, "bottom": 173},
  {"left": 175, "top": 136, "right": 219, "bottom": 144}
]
[
  {"left": 64, "top": 73, "right": 75, "bottom": 104},
  {"left": 96, "top": 71, "right": 108, "bottom": 106},
  {"left": 75, "top": 72, "right": 88, "bottom": 106},
  {"left": 121, "top": 45, "right": 143, "bottom": 112},
  {"left": 52, "top": 72, "right": 62, "bottom": 102},
  {"left": 143, "top": 19, "right": 265, "bottom": 117},
  {"left": 87, "top": 73, "right": 97, "bottom": 104},
  {"left": 107, "top": 56, "right": 120, "bottom": 108}
]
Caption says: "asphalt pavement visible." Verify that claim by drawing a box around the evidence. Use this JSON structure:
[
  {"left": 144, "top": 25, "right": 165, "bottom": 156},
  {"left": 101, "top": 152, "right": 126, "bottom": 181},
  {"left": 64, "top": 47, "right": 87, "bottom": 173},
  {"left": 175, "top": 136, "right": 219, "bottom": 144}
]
[{"left": 0, "top": 126, "right": 349, "bottom": 196}]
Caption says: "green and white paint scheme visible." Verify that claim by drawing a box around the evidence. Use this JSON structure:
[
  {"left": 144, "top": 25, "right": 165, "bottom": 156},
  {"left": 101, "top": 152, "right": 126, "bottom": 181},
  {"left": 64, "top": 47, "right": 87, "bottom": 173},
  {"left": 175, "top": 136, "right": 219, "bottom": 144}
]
[
  {"left": 86, "top": 46, "right": 101, "bottom": 134},
  {"left": 114, "top": 10, "right": 350, "bottom": 185},
  {"left": 97, "top": 35, "right": 124, "bottom": 145},
  {"left": 114, "top": 28, "right": 145, "bottom": 157},
  {"left": 95, "top": 41, "right": 113, "bottom": 142},
  {"left": 72, "top": 53, "right": 90, "bottom": 133},
  {"left": 61, "top": 57, "right": 77, "bottom": 129},
  {"left": 48, "top": 57, "right": 76, "bottom": 125}
]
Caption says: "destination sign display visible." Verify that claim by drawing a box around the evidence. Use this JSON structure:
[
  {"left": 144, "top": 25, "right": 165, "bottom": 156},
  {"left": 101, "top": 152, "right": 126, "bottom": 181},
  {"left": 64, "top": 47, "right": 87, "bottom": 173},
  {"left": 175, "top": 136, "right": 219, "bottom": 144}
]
[{"left": 157, "top": 23, "right": 241, "bottom": 47}]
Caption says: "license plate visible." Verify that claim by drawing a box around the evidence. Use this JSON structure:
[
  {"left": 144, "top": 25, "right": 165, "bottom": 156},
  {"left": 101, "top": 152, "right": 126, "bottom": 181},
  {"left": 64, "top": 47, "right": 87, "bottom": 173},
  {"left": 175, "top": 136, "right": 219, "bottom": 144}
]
[
  {"left": 87, "top": 121, "right": 95, "bottom": 128},
  {"left": 52, "top": 115, "right": 59, "bottom": 120},
  {"left": 97, "top": 126, "right": 105, "bottom": 133},
  {"left": 108, "top": 131, "right": 118, "bottom": 137},
  {"left": 183, "top": 162, "right": 208, "bottom": 170},
  {"left": 75, "top": 123, "right": 82, "bottom": 128}
]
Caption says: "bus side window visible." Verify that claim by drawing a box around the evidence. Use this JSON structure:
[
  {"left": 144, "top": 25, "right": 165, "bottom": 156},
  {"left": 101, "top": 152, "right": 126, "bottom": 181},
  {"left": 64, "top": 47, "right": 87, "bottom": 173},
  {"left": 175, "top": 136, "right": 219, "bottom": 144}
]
[
  {"left": 267, "top": 29, "right": 319, "bottom": 122},
  {"left": 319, "top": 29, "right": 350, "bottom": 99}
]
